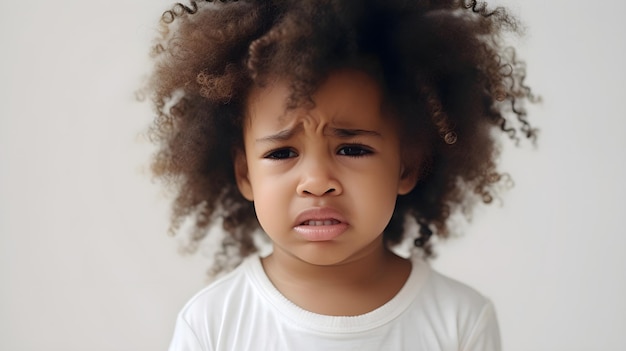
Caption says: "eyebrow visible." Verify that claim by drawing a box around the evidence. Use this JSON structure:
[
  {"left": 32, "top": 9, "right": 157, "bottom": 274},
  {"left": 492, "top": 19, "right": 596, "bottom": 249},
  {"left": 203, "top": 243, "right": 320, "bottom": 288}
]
[
  {"left": 255, "top": 124, "right": 303, "bottom": 144},
  {"left": 256, "top": 126, "right": 382, "bottom": 144},
  {"left": 329, "top": 128, "right": 382, "bottom": 138}
]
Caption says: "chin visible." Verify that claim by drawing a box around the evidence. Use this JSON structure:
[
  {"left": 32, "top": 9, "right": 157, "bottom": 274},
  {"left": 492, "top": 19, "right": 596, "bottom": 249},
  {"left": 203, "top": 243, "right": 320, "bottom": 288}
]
[{"left": 289, "top": 245, "right": 372, "bottom": 267}]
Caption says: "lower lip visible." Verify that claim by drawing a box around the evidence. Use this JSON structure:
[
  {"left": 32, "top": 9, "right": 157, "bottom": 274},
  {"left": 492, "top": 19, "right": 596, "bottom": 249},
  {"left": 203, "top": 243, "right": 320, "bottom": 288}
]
[{"left": 293, "top": 223, "right": 349, "bottom": 242}]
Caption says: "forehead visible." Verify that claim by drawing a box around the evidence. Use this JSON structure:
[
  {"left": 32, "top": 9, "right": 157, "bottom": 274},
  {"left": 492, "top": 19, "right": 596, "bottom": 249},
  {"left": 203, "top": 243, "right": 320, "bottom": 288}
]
[{"left": 244, "top": 70, "right": 388, "bottom": 132}]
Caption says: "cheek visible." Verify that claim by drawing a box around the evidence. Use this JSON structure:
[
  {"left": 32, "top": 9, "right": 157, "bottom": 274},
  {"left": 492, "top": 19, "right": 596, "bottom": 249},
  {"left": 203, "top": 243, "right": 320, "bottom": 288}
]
[
  {"left": 350, "top": 171, "right": 401, "bottom": 224},
  {"left": 367, "top": 182, "right": 400, "bottom": 213},
  {"left": 249, "top": 176, "right": 290, "bottom": 232}
]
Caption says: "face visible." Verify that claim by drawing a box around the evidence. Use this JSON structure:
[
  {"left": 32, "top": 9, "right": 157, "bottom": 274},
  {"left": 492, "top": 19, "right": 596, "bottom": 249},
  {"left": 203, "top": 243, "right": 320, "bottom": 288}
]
[{"left": 235, "top": 70, "right": 418, "bottom": 266}]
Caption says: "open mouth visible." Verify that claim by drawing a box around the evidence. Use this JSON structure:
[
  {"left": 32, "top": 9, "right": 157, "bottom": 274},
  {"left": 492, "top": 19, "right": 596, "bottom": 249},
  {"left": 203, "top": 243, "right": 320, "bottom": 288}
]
[{"left": 301, "top": 219, "right": 341, "bottom": 226}]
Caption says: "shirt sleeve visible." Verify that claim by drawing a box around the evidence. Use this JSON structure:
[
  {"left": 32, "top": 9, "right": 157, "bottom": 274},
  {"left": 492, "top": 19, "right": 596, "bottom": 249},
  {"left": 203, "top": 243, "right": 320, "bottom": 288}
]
[
  {"left": 460, "top": 301, "right": 502, "bottom": 351},
  {"left": 168, "top": 314, "right": 206, "bottom": 351}
]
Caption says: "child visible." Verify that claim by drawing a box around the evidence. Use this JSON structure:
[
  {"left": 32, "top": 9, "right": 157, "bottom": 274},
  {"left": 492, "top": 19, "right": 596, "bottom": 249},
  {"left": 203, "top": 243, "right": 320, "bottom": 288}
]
[{"left": 145, "top": 0, "right": 535, "bottom": 350}]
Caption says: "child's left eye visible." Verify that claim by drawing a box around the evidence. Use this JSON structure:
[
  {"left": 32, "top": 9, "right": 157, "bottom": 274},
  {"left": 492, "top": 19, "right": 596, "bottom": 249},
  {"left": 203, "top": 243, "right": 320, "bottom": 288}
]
[{"left": 337, "top": 145, "right": 373, "bottom": 157}]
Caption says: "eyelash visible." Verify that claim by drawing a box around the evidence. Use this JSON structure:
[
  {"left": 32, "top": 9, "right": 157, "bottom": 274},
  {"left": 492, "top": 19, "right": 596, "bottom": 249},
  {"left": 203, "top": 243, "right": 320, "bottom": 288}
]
[
  {"left": 337, "top": 144, "right": 373, "bottom": 157},
  {"left": 264, "top": 148, "right": 298, "bottom": 160},
  {"left": 263, "top": 144, "right": 373, "bottom": 160}
]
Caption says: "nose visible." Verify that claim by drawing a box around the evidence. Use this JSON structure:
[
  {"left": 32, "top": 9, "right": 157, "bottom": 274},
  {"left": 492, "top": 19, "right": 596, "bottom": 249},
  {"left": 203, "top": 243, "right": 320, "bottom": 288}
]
[{"left": 296, "top": 153, "right": 343, "bottom": 197}]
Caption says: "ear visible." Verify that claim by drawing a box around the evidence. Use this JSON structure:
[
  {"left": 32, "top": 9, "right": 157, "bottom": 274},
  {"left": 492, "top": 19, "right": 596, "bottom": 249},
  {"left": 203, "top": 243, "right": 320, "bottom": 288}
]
[
  {"left": 234, "top": 149, "right": 254, "bottom": 201},
  {"left": 397, "top": 165, "right": 419, "bottom": 195}
]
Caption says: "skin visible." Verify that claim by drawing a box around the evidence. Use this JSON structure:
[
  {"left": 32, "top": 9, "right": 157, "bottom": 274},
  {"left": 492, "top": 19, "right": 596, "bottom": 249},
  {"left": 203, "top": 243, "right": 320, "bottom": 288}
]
[{"left": 235, "top": 70, "right": 419, "bottom": 316}]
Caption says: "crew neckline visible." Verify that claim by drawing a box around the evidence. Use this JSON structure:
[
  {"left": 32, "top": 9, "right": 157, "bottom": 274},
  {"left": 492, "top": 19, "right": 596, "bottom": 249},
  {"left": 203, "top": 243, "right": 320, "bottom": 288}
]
[{"left": 243, "top": 253, "right": 431, "bottom": 334}]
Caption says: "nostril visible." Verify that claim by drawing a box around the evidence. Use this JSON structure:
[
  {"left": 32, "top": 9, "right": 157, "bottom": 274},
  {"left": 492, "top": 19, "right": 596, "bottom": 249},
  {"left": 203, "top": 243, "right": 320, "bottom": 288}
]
[{"left": 301, "top": 188, "right": 335, "bottom": 196}]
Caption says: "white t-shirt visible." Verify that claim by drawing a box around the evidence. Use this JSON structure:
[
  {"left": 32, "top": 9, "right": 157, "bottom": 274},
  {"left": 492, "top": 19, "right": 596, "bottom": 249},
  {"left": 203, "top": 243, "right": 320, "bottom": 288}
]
[{"left": 169, "top": 254, "right": 500, "bottom": 351}]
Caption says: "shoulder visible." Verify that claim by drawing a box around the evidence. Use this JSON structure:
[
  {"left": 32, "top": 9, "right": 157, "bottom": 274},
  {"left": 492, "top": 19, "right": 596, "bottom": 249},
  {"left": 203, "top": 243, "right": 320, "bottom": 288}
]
[
  {"left": 177, "top": 255, "right": 260, "bottom": 325},
  {"left": 169, "top": 255, "right": 266, "bottom": 350},
  {"left": 411, "top": 260, "right": 501, "bottom": 351},
  {"left": 422, "top": 266, "right": 491, "bottom": 309}
]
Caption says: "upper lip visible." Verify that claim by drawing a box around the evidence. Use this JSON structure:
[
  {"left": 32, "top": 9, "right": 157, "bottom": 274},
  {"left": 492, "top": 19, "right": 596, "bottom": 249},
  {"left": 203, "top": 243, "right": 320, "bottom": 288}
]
[{"left": 294, "top": 207, "right": 347, "bottom": 226}]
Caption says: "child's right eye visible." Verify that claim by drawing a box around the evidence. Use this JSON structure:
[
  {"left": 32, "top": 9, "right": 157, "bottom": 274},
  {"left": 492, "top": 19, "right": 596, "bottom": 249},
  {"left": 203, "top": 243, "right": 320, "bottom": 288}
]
[{"left": 264, "top": 148, "right": 298, "bottom": 160}]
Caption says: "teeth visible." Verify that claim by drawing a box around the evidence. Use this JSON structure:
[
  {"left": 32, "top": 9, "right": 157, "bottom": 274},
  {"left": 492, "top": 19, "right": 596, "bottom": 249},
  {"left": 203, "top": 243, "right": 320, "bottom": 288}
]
[{"left": 303, "top": 220, "right": 339, "bottom": 226}]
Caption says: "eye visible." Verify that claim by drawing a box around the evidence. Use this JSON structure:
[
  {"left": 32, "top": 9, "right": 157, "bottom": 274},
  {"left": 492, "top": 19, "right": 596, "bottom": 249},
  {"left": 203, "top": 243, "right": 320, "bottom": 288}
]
[
  {"left": 264, "top": 148, "right": 298, "bottom": 160},
  {"left": 337, "top": 145, "right": 373, "bottom": 157}
]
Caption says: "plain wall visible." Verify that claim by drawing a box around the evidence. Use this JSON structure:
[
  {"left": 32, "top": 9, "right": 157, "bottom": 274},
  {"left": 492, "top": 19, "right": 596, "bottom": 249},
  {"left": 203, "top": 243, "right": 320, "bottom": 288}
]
[{"left": 1, "top": 0, "right": 625, "bottom": 350}]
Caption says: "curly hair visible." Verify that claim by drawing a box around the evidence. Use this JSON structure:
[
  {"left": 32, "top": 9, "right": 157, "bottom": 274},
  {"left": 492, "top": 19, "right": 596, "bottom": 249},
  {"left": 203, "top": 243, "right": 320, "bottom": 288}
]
[{"left": 145, "top": 0, "right": 536, "bottom": 274}]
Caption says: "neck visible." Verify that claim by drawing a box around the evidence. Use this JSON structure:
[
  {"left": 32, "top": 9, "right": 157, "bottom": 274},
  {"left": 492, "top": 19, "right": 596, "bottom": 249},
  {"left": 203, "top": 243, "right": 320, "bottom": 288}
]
[
  {"left": 261, "top": 241, "right": 411, "bottom": 316},
  {"left": 266, "top": 239, "right": 390, "bottom": 282}
]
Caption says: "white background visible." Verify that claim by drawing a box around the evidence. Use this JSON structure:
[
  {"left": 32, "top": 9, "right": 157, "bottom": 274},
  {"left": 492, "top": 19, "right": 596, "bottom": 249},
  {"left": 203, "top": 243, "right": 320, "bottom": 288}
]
[{"left": 1, "top": 1, "right": 625, "bottom": 350}]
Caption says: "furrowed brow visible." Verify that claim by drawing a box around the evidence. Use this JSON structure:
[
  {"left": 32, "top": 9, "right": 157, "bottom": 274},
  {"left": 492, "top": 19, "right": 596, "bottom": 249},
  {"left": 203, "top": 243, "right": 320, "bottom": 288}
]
[
  {"left": 255, "top": 124, "right": 303, "bottom": 144},
  {"left": 329, "top": 128, "right": 382, "bottom": 138}
]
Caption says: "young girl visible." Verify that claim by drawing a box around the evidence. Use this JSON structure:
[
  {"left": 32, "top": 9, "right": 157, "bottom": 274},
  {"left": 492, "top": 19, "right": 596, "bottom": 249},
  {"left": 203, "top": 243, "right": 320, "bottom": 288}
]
[{"left": 145, "top": 0, "right": 535, "bottom": 350}]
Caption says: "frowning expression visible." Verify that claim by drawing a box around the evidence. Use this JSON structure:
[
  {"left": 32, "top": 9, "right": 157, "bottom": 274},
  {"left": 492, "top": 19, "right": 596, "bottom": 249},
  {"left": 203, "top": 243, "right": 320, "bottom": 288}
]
[{"left": 235, "top": 70, "right": 417, "bottom": 266}]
